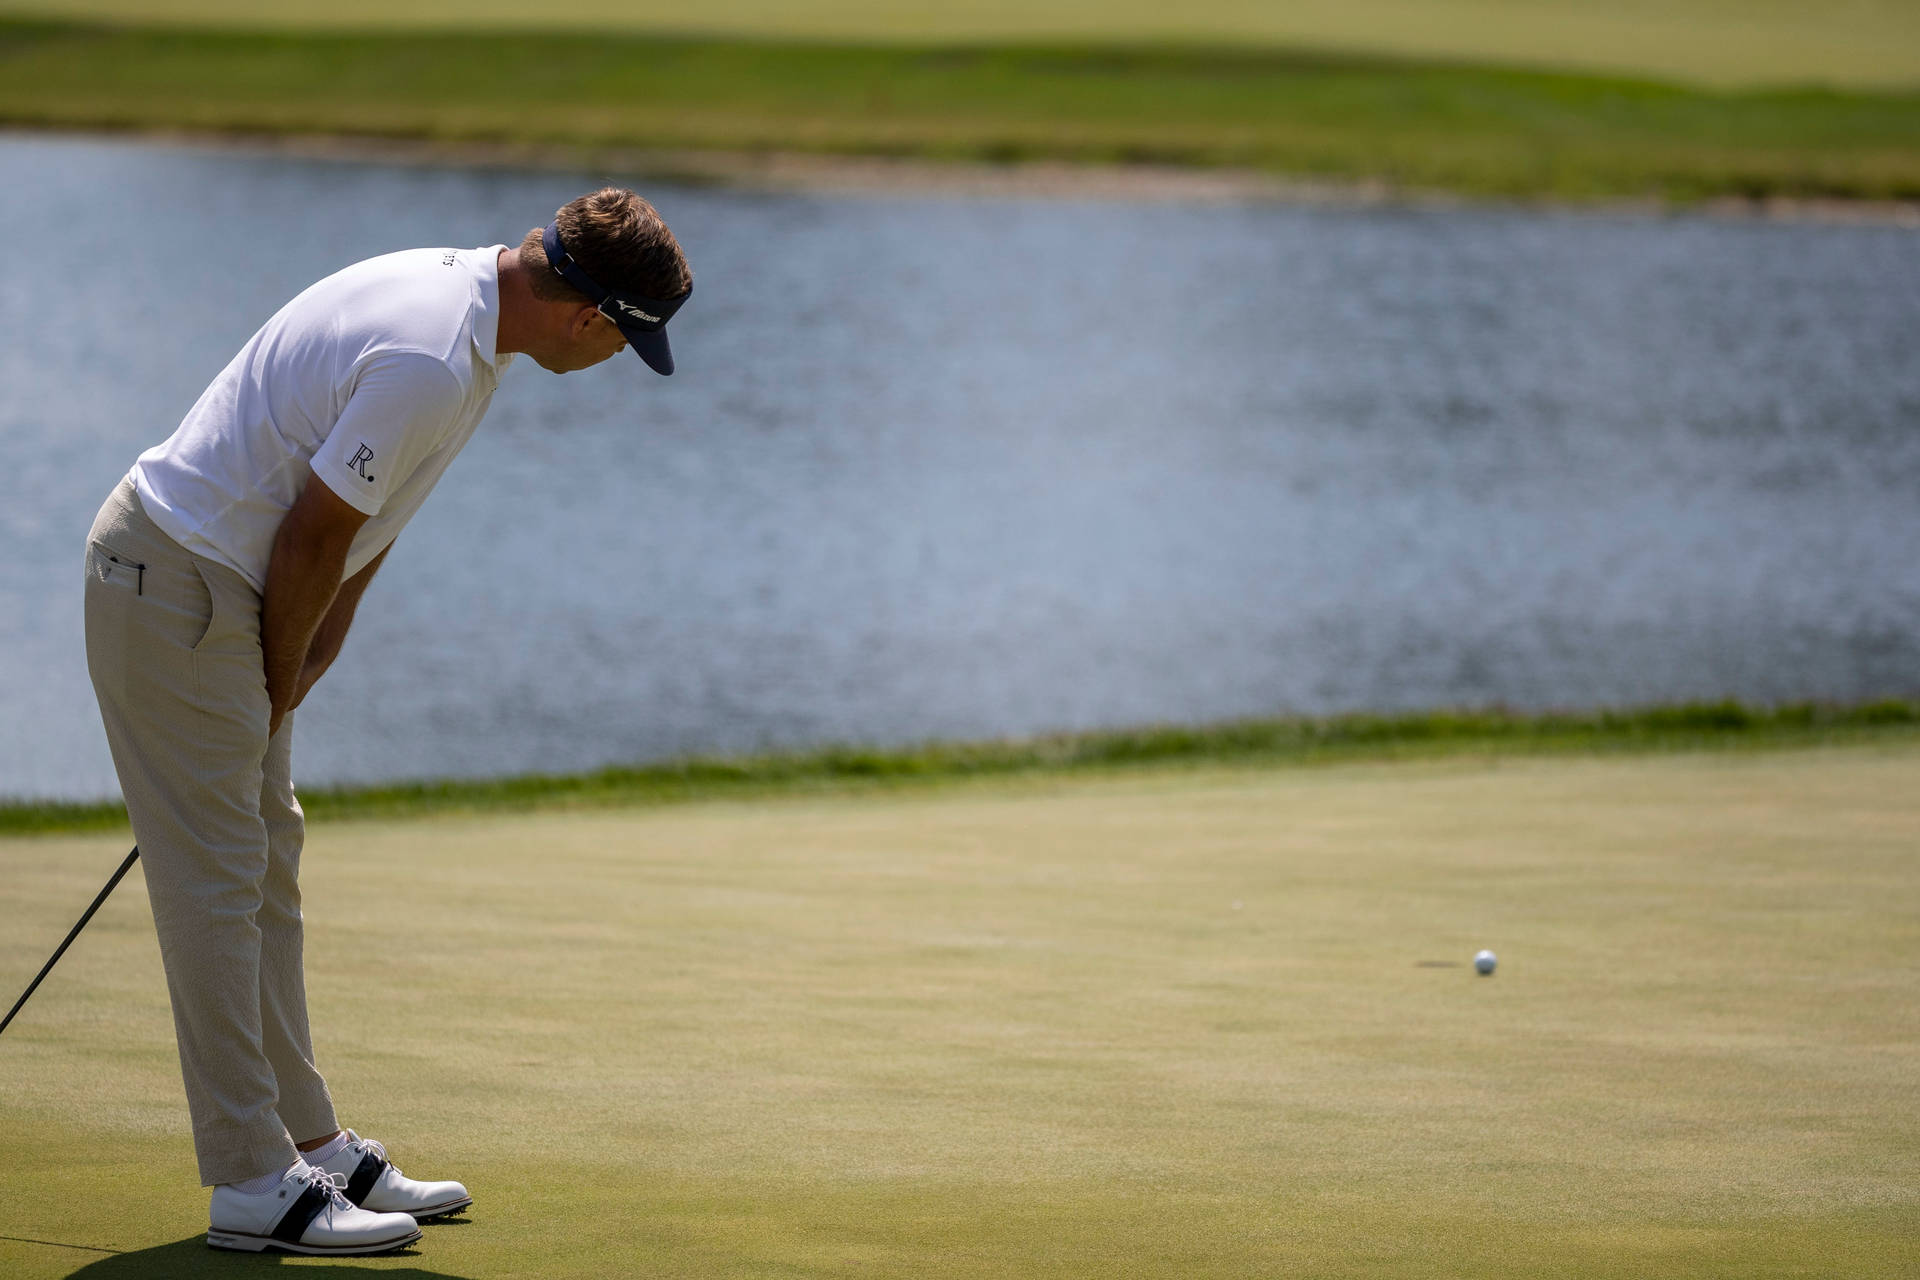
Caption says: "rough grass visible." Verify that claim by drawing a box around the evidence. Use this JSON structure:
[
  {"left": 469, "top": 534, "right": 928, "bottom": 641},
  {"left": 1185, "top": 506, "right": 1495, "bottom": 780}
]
[
  {"left": 3, "top": 23, "right": 1919, "bottom": 201},
  {"left": 5, "top": 699, "right": 1916, "bottom": 835},
  {"left": 2, "top": 745, "right": 1917, "bottom": 1277}
]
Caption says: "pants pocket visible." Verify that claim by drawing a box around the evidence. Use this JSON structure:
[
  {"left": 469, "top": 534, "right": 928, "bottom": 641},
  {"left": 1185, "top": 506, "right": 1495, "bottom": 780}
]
[
  {"left": 188, "top": 560, "right": 225, "bottom": 654},
  {"left": 87, "top": 544, "right": 145, "bottom": 595},
  {"left": 86, "top": 541, "right": 218, "bottom": 655}
]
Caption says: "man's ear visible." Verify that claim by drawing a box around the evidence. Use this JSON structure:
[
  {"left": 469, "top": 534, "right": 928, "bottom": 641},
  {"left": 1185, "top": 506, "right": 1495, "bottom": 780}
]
[{"left": 568, "top": 303, "right": 602, "bottom": 339}]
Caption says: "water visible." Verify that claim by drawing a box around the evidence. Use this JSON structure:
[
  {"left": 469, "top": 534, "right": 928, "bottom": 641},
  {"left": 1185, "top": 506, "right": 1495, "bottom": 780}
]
[{"left": 2, "top": 134, "right": 1916, "bottom": 801}]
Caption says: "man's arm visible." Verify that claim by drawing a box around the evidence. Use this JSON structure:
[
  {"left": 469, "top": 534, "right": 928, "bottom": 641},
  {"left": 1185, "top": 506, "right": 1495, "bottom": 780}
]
[
  {"left": 288, "top": 539, "right": 393, "bottom": 716},
  {"left": 263, "top": 468, "right": 370, "bottom": 738}
]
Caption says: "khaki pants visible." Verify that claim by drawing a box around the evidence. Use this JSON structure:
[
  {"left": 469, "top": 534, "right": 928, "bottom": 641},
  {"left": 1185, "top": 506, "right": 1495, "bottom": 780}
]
[{"left": 83, "top": 476, "right": 337, "bottom": 1186}]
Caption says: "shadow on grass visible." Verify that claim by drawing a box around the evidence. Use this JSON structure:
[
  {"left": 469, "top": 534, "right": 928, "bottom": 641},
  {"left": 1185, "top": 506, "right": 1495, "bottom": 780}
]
[{"left": 40, "top": 1234, "right": 471, "bottom": 1278}]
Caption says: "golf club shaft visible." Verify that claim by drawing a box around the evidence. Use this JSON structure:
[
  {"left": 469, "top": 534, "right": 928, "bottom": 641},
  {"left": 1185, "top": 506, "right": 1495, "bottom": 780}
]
[{"left": 0, "top": 846, "right": 141, "bottom": 1038}]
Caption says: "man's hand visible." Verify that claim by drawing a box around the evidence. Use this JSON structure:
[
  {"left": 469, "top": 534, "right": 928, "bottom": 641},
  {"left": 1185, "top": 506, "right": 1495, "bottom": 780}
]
[{"left": 263, "top": 468, "right": 371, "bottom": 738}]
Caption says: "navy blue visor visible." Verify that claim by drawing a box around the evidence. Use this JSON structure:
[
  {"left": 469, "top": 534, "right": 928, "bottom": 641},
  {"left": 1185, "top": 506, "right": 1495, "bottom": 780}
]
[{"left": 542, "top": 220, "right": 689, "bottom": 375}]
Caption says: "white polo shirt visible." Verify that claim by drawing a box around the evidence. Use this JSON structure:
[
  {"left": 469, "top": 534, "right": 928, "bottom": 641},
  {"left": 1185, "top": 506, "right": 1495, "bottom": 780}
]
[{"left": 132, "top": 245, "right": 515, "bottom": 593}]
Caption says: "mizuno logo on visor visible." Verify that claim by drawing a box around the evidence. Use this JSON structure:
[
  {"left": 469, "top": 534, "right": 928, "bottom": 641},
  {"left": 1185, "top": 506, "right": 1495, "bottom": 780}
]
[{"left": 612, "top": 300, "right": 662, "bottom": 323}]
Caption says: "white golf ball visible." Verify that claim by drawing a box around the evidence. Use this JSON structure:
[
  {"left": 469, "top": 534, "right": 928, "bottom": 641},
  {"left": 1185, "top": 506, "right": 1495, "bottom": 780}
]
[{"left": 1474, "top": 949, "right": 1497, "bottom": 975}]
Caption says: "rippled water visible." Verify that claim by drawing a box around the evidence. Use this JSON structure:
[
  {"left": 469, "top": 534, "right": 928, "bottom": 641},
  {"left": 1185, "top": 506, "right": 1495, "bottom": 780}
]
[{"left": 2, "top": 134, "right": 1916, "bottom": 800}]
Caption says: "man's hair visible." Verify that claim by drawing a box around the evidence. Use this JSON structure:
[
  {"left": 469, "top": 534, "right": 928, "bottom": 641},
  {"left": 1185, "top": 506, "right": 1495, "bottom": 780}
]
[{"left": 518, "top": 187, "right": 692, "bottom": 306}]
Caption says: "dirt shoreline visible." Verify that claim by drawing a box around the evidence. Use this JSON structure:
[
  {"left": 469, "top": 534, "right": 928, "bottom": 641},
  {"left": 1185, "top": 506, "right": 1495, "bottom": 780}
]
[{"left": 22, "top": 125, "right": 1920, "bottom": 226}]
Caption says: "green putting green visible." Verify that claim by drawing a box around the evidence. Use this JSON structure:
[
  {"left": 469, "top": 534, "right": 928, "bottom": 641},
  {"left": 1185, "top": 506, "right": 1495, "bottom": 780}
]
[{"left": 3, "top": 745, "right": 1917, "bottom": 1276}]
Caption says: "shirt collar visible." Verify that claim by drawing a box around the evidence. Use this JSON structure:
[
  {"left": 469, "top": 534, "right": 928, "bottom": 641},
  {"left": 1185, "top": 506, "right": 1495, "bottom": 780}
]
[{"left": 469, "top": 245, "right": 513, "bottom": 374}]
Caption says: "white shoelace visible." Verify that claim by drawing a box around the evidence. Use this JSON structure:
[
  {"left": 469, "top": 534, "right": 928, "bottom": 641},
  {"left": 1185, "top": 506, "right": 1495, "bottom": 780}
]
[{"left": 296, "top": 1164, "right": 353, "bottom": 1207}]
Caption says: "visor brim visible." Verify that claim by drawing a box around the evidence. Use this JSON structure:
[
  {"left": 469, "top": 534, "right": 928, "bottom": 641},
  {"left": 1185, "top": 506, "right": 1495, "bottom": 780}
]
[{"left": 618, "top": 322, "right": 674, "bottom": 376}]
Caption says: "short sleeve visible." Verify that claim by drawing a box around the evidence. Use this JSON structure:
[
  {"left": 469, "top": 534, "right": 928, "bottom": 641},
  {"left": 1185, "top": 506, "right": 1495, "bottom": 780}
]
[{"left": 309, "top": 352, "right": 466, "bottom": 516}]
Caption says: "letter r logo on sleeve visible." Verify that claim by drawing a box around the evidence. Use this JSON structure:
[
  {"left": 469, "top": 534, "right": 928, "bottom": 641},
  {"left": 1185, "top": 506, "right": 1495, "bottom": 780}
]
[{"left": 347, "top": 443, "right": 377, "bottom": 482}]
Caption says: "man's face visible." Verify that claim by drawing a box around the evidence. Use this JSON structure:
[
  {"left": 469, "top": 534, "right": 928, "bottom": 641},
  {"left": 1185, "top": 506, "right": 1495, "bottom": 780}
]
[{"left": 536, "top": 307, "right": 628, "bottom": 374}]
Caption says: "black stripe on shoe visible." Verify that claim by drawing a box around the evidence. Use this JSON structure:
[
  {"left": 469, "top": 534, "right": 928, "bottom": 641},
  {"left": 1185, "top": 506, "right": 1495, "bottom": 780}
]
[
  {"left": 268, "top": 1183, "right": 336, "bottom": 1245},
  {"left": 344, "top": 1152, "right": 387, "bottom": 1206}
]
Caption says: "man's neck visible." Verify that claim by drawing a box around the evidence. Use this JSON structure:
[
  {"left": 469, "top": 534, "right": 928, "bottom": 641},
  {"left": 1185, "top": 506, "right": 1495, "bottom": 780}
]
[{"left": 495, "top": 247, "right": 533, "bottom": 358}]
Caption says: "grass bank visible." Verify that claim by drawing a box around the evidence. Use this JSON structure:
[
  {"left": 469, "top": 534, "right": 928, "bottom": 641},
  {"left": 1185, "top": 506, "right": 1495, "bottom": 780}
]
[
  {"left": 4, "top": 22, "right": 1920, "bottom": 202},
  {"left": 6, "top": 699, "right": 1915, "bottom": 835}
]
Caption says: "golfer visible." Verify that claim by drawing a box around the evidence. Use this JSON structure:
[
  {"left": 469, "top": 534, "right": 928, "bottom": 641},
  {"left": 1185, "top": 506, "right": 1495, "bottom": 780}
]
[{"left": 81, "top": 187, "right": 691, "bottom": 1255}]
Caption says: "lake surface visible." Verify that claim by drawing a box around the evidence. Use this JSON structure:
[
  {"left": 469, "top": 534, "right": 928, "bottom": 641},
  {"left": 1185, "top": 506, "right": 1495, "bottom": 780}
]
[{"left": 3, "top": 134, "right": 1917, "bottom": 801}]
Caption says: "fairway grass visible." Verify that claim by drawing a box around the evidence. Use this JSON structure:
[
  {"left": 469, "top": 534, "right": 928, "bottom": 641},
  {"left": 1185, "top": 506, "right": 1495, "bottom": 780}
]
[
  {"left": 4, "top": 23, "right": 1920, "bottom": 203},
  {"left": 2, "top": 744, "right": 1916, "bottom": 1277},
  {"left": 4, "top": 0, "right": 1918, "bottom": 88}
]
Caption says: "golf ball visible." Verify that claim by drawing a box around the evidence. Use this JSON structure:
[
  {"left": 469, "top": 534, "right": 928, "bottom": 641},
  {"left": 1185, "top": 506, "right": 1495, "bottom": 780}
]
[{"left": 1474, "top": 949, "right": 1497, "bottom": 975}]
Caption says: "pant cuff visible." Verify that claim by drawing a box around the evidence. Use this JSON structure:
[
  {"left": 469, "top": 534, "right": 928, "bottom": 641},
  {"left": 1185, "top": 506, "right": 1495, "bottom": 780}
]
[
  {"left": 194, "top": 1120, "right": 299, "bottom": 1188},
  {"left": 280, "top": 1095, "right": 341, "bottom": 1149}
]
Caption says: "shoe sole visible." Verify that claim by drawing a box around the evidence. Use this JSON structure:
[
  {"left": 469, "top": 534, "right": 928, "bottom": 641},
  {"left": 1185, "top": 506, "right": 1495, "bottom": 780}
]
[
  {"left": 206, "top": 1225, "right": 422, "bottom": 1255},
  {"left": 407, "top": 1194, "right": 473, "bottom": 1222}
]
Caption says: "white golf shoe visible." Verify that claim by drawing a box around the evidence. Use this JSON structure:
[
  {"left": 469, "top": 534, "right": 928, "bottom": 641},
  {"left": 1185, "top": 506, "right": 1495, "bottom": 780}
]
[
  {"left": 313, "top": 1130, "right": 473, "bottom": 1221},
  {"left": 207, "top": 1161, "right": 422, "bottom": 1255}
]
